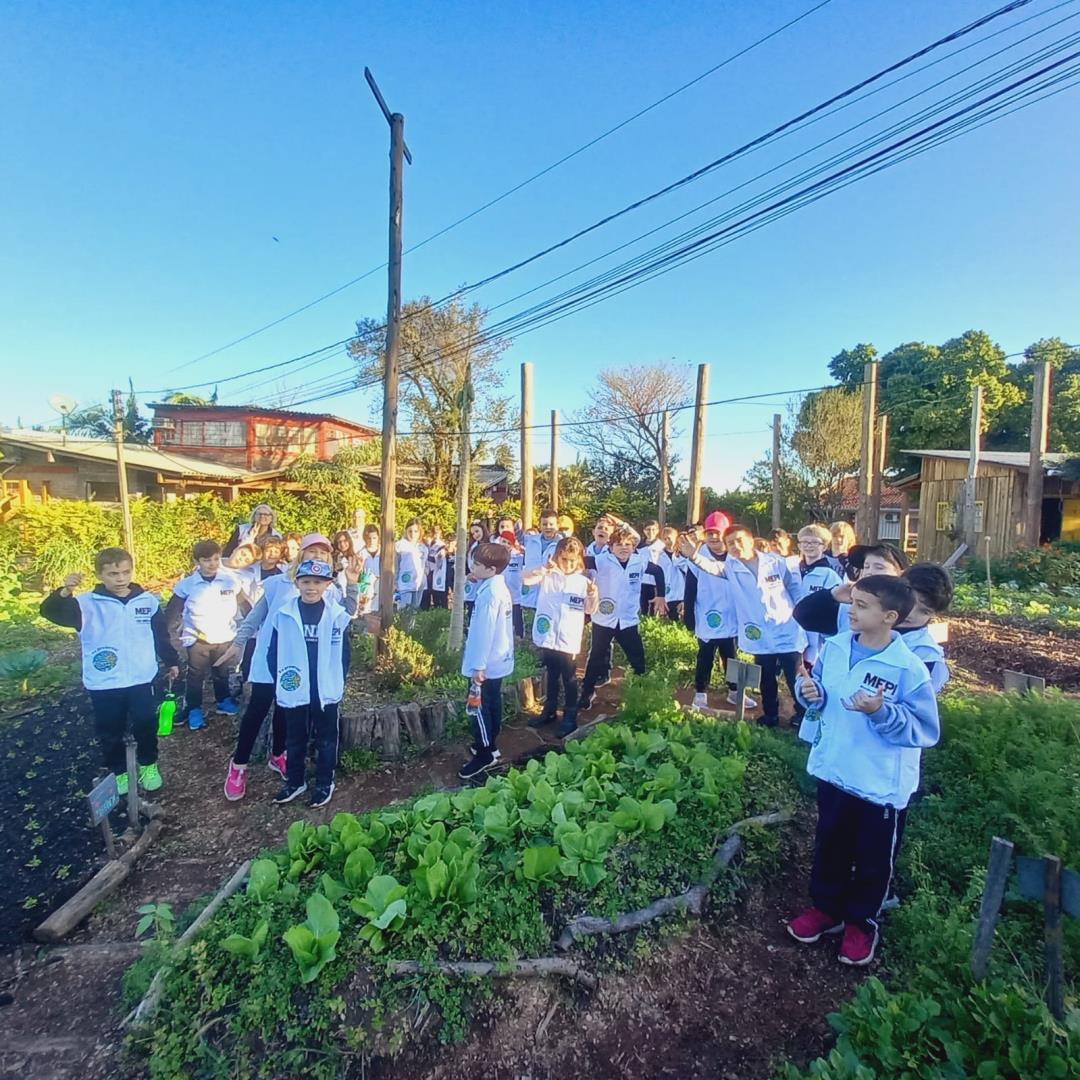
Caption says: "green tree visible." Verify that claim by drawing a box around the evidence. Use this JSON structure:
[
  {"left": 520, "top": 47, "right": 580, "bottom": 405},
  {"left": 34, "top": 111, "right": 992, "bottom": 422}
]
[
  {"left": 828, "top": 342, "right": 878, "bottom": 388},
  {"left": 349, "top": 297, "right": 515, "bottom": 492},
  {"left": 990, "top": 337, "right": 1080, "bottom": 452},
  {"left": 66, "top": 391, "right": 151, "bottom": 443}
]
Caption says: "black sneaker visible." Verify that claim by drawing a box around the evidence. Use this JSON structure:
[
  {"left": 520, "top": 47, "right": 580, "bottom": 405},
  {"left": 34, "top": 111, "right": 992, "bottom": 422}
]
[
  {"left": 529, "top": 711, "right": 557, "bottom": 728},
  {"left": 578, "top": 693, "right": 594, "bottom": 712},
  {"left": 458, "top": 751, "right": 496, "bottom": 780},
  {"left": 273, "top": 782, "right": 308, "bottom": 804},
  {"left": 596, "top": 676, "right": 611, "bottom": 689},
  {"left": 469, "top": 745, "right": 502, "bottom": 761},
  {"left": 309, "top": 782, "right": 335, "bottom": 808},
  {"left": 557, "top": 716, "right": 577, "bottom": 738},
  {"left": 759, "top": 715, "right": 779, "bottom": 728}
]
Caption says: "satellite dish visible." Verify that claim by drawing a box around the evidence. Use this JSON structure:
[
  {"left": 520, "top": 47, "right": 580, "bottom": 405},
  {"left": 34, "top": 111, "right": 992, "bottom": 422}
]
[{"left": 48, "top": 394, "right": 78, "bottom": 415}]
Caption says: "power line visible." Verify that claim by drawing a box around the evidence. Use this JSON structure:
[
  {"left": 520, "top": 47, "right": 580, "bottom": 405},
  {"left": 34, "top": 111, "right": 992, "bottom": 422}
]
[{"left": 165, "top": 0, "right": 835, "bottom": 373}]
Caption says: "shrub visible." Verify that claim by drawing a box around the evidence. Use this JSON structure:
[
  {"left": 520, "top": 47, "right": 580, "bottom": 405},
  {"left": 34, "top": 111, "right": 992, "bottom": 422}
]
[
  {"left": 968, "top": 543, "right": 1080, "bottom": 592},
  {"left": 372, "top": 627, "right": 435, "bottom": 690}
]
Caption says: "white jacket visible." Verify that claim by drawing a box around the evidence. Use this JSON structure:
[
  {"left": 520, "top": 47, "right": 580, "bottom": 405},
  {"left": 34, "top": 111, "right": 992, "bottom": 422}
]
[
  {"left": 592, "top": 548, "right": 650, "bottom": 629},
  {"left": 427, "top": 542, "right": 448, "bottom": 592},
  {"left": 685, "top": 549, "right": 736, "bottom": 640},
  {"left": 521, "top": 533, "right": 561, "bottom": 608},
  {"left": 173, "top": 568, "right": 244, "bottom": 646},
  {"left": 76, "top": 591, "right": 160, "bottom": 690},
  {"left": 658, "top": 549, "right": 686, "bottom": 604},
  {"left": 799, "top": 560, "right": 843, "bottom": 665},
  {"left": 796, "top": 631, "right": 940, "bottom": 809},
  {"left": 503, "top": 547, "right": 525, "bottom": 604},
  {"left": 532, "top": 569, "right": 589, "bottom": 654},
  {"left": 270, "top": 596, "right": 352, "bottom": 709},
  {"left": 690, "top": 549, "right": 806, "bottom": 654},
  {"left": 394, "top": 540, "right": 426, "bottom": 593},
  {"left": 900, "top": 623, "right": 951, "bottom": 692},
  {"left": 461, "top": 575, "right": 515, "bottom": 679}
]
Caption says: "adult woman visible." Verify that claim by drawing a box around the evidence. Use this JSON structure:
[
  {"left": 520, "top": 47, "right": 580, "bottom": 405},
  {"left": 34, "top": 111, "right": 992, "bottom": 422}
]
[
  {"left": 223, "top": 504, "right": 280, "bottom": 557},
  {"left": 829, "top": 520, "right": 857, "bottom": 578}
]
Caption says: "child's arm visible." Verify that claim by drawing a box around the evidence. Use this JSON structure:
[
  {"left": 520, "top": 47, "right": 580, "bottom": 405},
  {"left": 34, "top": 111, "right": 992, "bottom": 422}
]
[
  {"left": 584, "top": 577, "right": 599, "bottom": 614},
  {"left": 40, "top": 573, "right": 83, "bottom": 629},
  {"left": 846, "top": 676, "right": 940, "bottom": 748},
  {"left": 644, "top": 562, "right": 667, "bottom": 615},
  {"left": 151, "top": 603, "right": 180, "bottom": 674},
  {"left": 213, "top": 593, "right": 270, "bottom": 669},
  {"left": 461, "top": 595, "right": 495, "bottom": 679},
  {"left": 266, "top": 628, "right": 279, "bottom": 681},
  {"left": 681, "top": 567, "right": 698, "bottom": 630},
  {"left": 521, "top": 563, "right": 551, "bottom": 586},
  {"left": 794, "top": 658, "right": 826, "bottom": 710},
  {"left": 792, "top": 588, "right": 841, "bottom": 635}
]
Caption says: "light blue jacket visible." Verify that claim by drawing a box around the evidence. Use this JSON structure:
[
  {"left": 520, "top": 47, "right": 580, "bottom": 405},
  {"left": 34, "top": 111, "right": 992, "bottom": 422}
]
[{"left": 461, "top": 576, "right": 515, "bottom": 679}]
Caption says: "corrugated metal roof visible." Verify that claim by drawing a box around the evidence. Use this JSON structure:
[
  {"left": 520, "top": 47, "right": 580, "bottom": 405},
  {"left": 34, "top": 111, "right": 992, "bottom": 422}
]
[
  {"left": 149, "top": 401, "right": 377, "bottom": 434},
  {"left": 904, "top": 449, "right": 1071, "bottom": 469}
]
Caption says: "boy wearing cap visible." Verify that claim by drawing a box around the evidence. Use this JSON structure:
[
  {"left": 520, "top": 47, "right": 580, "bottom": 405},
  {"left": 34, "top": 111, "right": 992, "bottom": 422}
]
[{"left": 268, "top": 559, "right": 352, "bottom": 808}]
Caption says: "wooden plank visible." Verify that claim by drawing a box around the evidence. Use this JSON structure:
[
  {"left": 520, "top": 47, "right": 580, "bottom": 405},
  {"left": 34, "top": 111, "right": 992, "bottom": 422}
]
[{"left": 971, "top": 836, "right": 1013, "bottom": 979}]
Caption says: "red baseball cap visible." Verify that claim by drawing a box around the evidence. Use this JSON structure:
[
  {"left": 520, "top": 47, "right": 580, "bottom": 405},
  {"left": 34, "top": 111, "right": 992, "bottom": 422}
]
[{"left": 703, "top": 511, "right": 731, "bottom": 532}]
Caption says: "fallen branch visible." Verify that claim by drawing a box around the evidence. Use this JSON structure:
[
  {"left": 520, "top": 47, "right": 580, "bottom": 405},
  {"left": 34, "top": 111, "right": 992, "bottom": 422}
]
[
  {"left": 557, "top": 808, "right": 792, "bottom": 950},
  {"left": 387, "top": 957, "right": 597, "bottom": 990},
  {"left": 562, "top": 714, "right": 609, "bottom": 743},
  {"left": 123, "top": 859, "right": 251, "bottom": 1028}
]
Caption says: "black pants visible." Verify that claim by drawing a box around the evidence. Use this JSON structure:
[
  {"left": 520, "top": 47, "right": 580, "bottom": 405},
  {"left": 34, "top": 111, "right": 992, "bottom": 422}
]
[
  {"left": 581, "top": 623, "right": 646, "bottom": 697},
  {"left": 665, "top": 602, "right": 683, "bottom": 622},
  {"left": 512, "top": 603, "right": 524, "bottom": 639},
  {"left": 471, "top": 676, "right": 503, "bottom": 751},
  {"left": 422, "top": 588, "right": 448, "bottom": 610},
  {"left": 541, "top": 649, "right": 578, "bottom": 720},
  {"left": 240, "top": 638, "right": 257, "bottom": 681},
  {"left": 752, "top": 650, "right": 802, "bottom": 723},
  {"left": 185, "top": 641, "right": 232, "bottom": 711},
  {"left": 232, "top": 680, "right": 287, "bottom": 765},
  {"left": 639, "top": 584, "right": 656, "bottom": 615},
  {"left": 282, "top": 701, "right": 340, "bottom": 790},
  {"left": 89, "top": 684, "right": 158, "bottom": 773},
  {"left": 810, "top": 780, "right": 907, "bottom": 928},
  {"left": 694, "top": 636, "right": 737, "bottom": 693}
]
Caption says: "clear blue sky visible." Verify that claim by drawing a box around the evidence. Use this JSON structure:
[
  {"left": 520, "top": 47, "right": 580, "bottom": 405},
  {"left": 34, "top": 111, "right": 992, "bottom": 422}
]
[{"left": 3, "top": 0, "right": 1078, "bottom": 491}]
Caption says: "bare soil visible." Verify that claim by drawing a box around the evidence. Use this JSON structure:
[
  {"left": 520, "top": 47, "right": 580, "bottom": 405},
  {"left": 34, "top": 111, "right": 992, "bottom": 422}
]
[{"left": 946, "top": 613, "right": 1080, "bottom": 692}]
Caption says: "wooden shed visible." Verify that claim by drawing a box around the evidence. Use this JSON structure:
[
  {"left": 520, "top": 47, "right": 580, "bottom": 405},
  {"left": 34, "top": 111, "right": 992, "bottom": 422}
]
[{"left": 905, "top": 449, "right": 1079, "bottom": 563}]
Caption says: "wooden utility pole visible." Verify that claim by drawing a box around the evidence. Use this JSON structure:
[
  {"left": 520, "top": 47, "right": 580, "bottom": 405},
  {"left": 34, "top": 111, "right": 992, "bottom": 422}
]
[
  {"left": 771, "top": 413, "right": 782, "bottom": 530},
  {"left": 686, "top": 364, "right": 709, "bottom": 525},
  {"left": 366, "top": 67, "right": 412, "bottom": 638},
  {"left": 855, "top": 361, "right": 879, "bottom": 541},
  {"left": 549, "top": 409, "right": 560, "bottom": 511},
  {"left": 1025, "top": 361, "right": 1051, "bottom": 547},
  {"left": 658, "top": 409, "right": 670, "bottom": 528},
  {"left": 963, "top": 384, "right": 984, "bottom": 553},
  {"left": 448, "top": 367, "right": 472, "bottom": 651},
  {"left": 520, "top": 363, "right": 534, "bottom": 527},
  {"left": 111, "top": 389, "right": 135, "bottom": 558},
  {"left": 869, "top": 413, "right": 889, "bottom": 543}
]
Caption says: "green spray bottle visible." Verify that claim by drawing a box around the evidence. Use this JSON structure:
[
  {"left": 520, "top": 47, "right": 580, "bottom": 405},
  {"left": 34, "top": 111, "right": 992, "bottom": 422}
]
[{"left": 157, "top": 677, "right": 178, "bottom": 737}]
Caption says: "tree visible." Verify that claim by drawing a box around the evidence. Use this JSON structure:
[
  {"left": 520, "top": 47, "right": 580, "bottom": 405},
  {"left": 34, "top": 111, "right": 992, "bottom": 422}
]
[
  {"left": 990, "top": 337, "right": 1080, "bottom": 453},
  {"left": 348, "top": 297, "right": 515, "bottom": 492},
  {"left": 564, "top": 363, "right": 691, "bottom": 502},
  {"left": 162, "top": 392, "right": 212, "bottom": 406},
  {"left": 828, "top": 343, "right": 878, "bottom": 388},
  {"left": 66, "top": 390, "right": 152, "bottom": 443}
]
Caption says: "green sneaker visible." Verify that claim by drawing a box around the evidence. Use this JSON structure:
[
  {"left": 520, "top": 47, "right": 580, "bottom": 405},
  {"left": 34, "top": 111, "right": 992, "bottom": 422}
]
[
  {"left": 138, "top": 763, "right": 163, "bottom": 792},
  {"left": 115, "top": 771, "right": 129, "bottom": 797}
]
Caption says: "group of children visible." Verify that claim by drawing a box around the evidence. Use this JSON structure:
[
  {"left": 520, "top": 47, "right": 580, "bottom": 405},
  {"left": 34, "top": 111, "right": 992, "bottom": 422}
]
[{"left": 46, "top": 501, "right": 953, "bottom": 966}]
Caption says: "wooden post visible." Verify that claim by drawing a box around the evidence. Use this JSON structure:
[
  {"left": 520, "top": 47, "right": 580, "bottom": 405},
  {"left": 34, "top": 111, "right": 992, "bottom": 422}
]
[
  {"left": 971, "top": 836, "right": 1014, "bottom": 979},
  {"left": 658, "top": 409, "right": 670, "bottom": 528},
  {"left": 869, "top": 413, "right": 889, "bottom": 543},
  {"left": 771, "top": 413, "right": 782, "bottom": 530},
  {"left": 124, "top": 736, "right": 139, "bottom": 832},
  {"left": 984, "top": 534, "right": 993, "bottom": 608},
  {"left": 855, "top": 361, "right": 878, "bottom": 541},
  {"left": 1044, "top": 855, "right": 1065, "bottom": 1020},
  {"left": 365, "top": 68, "right": 411, "bottom": 640},
  {"left": 111, "top": 389, "right": 135, "bottom": 558},
  {"left": 520, "top": 363, "right": 534, "bottom": 529},
  {"left": 550, "top": 409, "right": 560, "bottom": 512},
  {"left": 963, "top": 385, "right": 983, "bottom": 554},
  {"left": 686, "top": 363, "right": 709, "bottom": 525},
  {"left": 448, "top": 366, "right": 472, "bottom": 651},
  {"left": 1025, "top": 361, "right": 1051, "bottom": 547}
]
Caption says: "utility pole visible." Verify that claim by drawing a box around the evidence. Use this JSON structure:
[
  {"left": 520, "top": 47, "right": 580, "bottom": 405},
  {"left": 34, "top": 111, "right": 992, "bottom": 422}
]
[
  {"left": 963, "top": 385, "right": 984, "bottom": 554},
  {"left": 771, "top": 413, "right": 782, "bottom": 530},
  {"left": 1025, "top": 361, "right": 1051, "bottom": 547},
  {"left": 856, "top": 361, "right": 879, "bottom": 541},
  {"left": 520, "top": 363, "right": 534, "bottom": 527},
  {"left": 658, "top": 409, "right": 670, "bottom": 528},
  {"left": 869, "top": 413, "right": 890, "bottom": 543},
  {"left": 549, "top": 409, "right": 560, "bottom": 511},
  {"left": 686, "top": 363, "right": 709, "bottom": 526},
  {"left": 111, "top": 389, "right": 135, "bottom": 558},
  {"left": 365, "top": 67, "right": 412, "bottom": 640},
  {"left": 448, "top": 366, "right": 473, "bottom": 651}
]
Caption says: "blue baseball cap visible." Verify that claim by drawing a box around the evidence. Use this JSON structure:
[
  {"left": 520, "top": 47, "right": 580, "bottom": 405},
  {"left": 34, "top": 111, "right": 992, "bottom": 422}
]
[{"left": 296, "top": 559, "right": 334, "bottom": 580}]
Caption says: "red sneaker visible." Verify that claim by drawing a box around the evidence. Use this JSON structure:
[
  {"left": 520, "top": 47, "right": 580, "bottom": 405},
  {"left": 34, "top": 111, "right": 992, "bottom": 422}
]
[
  {"left": 267, "top": 752, "right": 287, "bottom": 779},
  {"left": 838, "top": 922, "right": 879, "bottom": 966},
  {"left": 787, "top": 906, "right": 845, "bottom": 943}
]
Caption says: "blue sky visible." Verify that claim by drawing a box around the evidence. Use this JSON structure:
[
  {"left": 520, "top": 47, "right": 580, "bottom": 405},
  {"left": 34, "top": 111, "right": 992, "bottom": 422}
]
[{"left": 3, "top": 0, "right": 1078, "bottom": 491}]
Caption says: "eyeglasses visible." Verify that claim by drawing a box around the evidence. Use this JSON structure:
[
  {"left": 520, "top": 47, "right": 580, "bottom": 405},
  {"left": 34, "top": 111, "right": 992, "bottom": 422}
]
[{"left": 798, "top": 539, "right": 825, "bottom": 548}]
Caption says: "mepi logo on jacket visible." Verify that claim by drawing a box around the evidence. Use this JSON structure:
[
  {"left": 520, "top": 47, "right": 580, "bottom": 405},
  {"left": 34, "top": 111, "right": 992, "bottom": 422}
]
[
  {"left": 861, "top": 672, "right": 898, "bottom": 696},
  {"left": 92, "top": 647, "right": 119, "bottom": 671},
  {"left": 134, "top": 605, "right": 154, "bottom": 617},
  {"left": 279, "top": 666, "right": 303, "bottom": 692}
]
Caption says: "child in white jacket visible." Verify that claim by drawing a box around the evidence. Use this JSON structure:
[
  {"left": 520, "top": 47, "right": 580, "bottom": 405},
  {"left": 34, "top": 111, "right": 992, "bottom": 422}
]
[
  {"left": 459, "top": 543, "right": 515, "bottom": 779},
  {"left": 787, "top": 574, "right": 939, "bottom": 968}
]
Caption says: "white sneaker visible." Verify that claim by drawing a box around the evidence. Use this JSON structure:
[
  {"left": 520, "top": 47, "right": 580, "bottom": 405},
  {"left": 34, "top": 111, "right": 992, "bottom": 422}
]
[
  {"left": 727, "top": 690, "right": 758, "bottom": 710},
  {"left": 692, "top": 692, "right": 709, "bottom": 710}
]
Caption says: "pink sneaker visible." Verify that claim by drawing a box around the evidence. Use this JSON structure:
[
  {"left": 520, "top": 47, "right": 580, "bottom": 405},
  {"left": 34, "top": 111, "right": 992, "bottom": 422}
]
[
  {"left": 267, "top": 752, "right": 287, "bottom": 779},
  {"left": 224, "top": 761, "right": 247, "bottom": 801},
  {"left": 839, "top": 922, "right": 879, "bottom": 966},
  {"left": 787, "top": 906, "right": 845, "bottom": 943}
]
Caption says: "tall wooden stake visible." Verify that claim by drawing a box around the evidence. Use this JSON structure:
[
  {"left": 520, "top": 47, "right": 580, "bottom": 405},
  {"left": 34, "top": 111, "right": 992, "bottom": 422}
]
[
  {"left": 658, "top": 409, "right": 670, "bottom": 528},
  {"left": 111, "top": 389, "right": 135, "bottom": 558},
  {"left": 1025, "top": 361, "right": 1051, "bottom": 547},
  {"left": 448, "top": 366, "right": 472, "bottom": 651},
  {"left": 869, "top": 413, "right": 889, "bottom": 543},
  {"left": 520, "top": 363, "right": 534, "bottom": 528},
  {"left": 963, "top": 384, "right": 984, "bottom": 553},
  {"left": 365, "top": 68, "right": 412, "bottom": 639},
  {"left": 686, "top": 364, "right": 709, "bottom": 526},
  {"left": 550, "top": 409, "right": 560, "bottom": 511},
  {"left": 771, "top": 413, "right": 782, "bottom": 530},
  {"left": 856, "top": 361, "right": 879, "bottom": 541}
]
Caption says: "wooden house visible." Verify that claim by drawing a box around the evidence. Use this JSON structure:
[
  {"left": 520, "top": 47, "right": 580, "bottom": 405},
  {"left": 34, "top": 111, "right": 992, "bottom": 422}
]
[{"left": 904, "top": 449, "right": 1080, "bottom": 563}]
